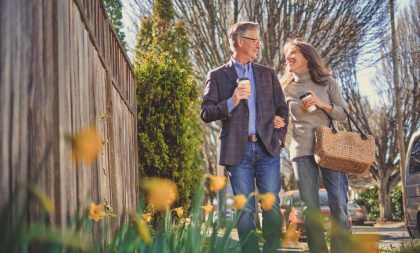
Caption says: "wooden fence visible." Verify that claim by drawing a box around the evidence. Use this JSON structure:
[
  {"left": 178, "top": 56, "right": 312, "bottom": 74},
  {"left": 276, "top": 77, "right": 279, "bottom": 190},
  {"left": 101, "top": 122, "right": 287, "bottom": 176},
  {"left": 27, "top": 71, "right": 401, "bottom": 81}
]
[{"left": 0, "top": 0, "right": 138, "bottom": 229}]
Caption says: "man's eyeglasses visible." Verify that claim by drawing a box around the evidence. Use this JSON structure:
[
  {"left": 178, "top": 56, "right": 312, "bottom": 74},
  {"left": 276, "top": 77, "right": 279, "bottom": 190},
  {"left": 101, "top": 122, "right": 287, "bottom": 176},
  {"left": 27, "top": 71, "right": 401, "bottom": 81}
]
[{"left": 240, "top": 36, "right": 262, "bottom": 45}]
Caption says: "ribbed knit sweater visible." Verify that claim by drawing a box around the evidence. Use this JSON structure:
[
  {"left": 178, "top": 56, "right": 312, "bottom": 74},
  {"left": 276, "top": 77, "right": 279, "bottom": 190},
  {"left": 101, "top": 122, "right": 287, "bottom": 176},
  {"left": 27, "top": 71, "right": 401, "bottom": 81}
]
[{"left": 283, "top": 70, "right": 347, "bottom": 160}]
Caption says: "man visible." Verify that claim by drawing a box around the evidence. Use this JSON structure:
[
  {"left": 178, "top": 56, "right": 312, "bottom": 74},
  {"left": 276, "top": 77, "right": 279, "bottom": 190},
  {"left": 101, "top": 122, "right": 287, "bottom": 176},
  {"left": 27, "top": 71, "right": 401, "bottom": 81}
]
[{"left": 200, "top": 21, "right": 288, "bottom": 253}]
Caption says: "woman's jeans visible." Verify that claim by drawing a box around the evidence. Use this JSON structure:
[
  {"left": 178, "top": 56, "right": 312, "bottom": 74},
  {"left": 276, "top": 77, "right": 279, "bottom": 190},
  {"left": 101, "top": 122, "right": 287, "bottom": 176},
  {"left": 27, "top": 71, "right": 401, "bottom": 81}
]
[
  {"left": 227, "top": 141, "right": 281, "bottom": 253},
  {"left": 292, "top": 155, "right": 350, "bottom": 253}
]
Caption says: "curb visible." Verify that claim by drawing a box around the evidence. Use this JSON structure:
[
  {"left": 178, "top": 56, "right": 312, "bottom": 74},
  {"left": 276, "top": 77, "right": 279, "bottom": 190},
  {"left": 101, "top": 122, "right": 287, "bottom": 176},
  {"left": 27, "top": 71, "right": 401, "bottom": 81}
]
[{"left": 373, "top": 222, "right": 405, "bottom": 228}]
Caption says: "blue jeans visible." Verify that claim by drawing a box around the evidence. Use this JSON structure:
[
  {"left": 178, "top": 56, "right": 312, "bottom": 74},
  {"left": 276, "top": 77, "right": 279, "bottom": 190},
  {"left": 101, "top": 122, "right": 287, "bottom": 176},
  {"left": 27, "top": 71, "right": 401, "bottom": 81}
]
[
  {"left": 292, "top": 155, "right": 350, "bottom": 253},
  {"left": 227, "top": 141, "right": 281, "bottom": 253}
]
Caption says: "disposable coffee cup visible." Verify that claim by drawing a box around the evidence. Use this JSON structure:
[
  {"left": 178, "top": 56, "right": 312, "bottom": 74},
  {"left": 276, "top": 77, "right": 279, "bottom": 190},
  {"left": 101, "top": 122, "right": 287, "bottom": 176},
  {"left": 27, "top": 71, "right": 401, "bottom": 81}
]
[
  {"left": 299, "top": 92, "right": 317, "bottom": 112},
  {"left": 237, "top": 77, "right": 251, "bottom": 94}
]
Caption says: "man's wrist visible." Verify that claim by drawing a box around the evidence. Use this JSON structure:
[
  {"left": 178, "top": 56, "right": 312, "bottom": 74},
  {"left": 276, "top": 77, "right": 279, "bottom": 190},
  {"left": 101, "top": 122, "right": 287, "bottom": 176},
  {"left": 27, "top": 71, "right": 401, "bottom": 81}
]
[
  {"left": 232, "top": 96, "right": 239, "bottom": 105},
  {"left": 227, "top": 97, "right": 238, "bottom": 112}
]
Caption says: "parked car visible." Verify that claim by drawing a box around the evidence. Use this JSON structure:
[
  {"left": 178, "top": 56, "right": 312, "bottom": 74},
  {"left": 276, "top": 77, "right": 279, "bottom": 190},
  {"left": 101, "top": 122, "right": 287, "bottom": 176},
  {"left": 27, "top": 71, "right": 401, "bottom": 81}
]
[
  {"left": 280, "top": 189, "right": 332, "bottom": 236},
  {"left": 347, "top": 202, "right": 366, "bottom": 225},
  {"left": 404, "top": 130, "right": 420, "bottom": 239}
]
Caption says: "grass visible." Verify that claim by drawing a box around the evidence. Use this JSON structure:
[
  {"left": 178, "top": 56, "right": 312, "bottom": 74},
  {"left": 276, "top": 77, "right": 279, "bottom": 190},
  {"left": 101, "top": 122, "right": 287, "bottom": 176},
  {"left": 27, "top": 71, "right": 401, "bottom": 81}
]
[
  {"left": 2, "top": 180, "right": 420, "bottom": 252},
  {"left": 3, "top": 127, "right": 418, "bottom": 252},
  {"left": 0, "top": 177, "right": 247, "bottom": 253}
]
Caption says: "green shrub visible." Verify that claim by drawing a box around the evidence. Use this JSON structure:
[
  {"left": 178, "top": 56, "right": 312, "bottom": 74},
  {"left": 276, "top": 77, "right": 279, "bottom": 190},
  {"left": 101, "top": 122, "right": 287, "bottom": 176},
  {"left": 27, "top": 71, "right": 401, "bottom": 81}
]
[
  {"left": 135, "top": 52, "right": 202, "bottom": 210},
  {"left": 356, "top": 185, "right": 404, "bottom": 221},
  {"left": 134, "top": 0, "right": 202, "bottom": 211},
  {"left": 103, "top": 0, "right": 126, "bottom": 49},
  {"left": 357, "top": 186, "right": 380, "bottom": 221},
  {"left": 391, "top": 185, "right": 403, "bottom": 221}
]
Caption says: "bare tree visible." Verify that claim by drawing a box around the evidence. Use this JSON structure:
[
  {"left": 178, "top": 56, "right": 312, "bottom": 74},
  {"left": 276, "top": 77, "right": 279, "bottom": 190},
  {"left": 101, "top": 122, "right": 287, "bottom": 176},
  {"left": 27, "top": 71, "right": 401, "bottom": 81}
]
[
  {"left": 370, "top": 1, "right": 419, "bottom": 220},
  {"left": 170, "top": 0, "right": 387, "bottom": 176},
  {"left": 123, "top": 0, "right": 153, "bottom": 57},
  {"left": 339, "top": 1, "right": 420, "bottom": 220},
  {"left": 173, "top": 0, "right": 387, "bottom": 76},
  {"left": 389, "top": 0, "right": 406, "bottom": 220}
]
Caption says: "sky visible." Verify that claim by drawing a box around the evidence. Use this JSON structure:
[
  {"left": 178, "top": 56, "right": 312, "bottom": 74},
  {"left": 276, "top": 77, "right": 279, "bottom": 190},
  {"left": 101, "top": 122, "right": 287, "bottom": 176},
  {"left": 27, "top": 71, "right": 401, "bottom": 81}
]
[
  {"left": 355, "top": 63, "right": 381, "bottom": 105},
  {"left": 355, "top": 0, "right": 410, "bottom": 106},
  {"left": 120, "top": 0, "right": 412, "bottom": 107}
]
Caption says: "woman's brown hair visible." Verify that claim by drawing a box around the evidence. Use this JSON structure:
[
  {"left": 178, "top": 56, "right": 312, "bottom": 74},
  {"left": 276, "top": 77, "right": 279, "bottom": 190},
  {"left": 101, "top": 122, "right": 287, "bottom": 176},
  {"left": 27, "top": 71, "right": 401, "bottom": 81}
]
[{"left": 280, "top": 38, "right": 331, "bottom": 87}]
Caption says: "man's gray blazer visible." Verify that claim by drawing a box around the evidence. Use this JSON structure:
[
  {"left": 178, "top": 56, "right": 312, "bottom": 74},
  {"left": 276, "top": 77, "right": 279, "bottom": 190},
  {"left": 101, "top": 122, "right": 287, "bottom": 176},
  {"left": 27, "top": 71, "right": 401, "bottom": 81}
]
[{"left": 201, "top": 60, "right": 289, "bottom": 166}]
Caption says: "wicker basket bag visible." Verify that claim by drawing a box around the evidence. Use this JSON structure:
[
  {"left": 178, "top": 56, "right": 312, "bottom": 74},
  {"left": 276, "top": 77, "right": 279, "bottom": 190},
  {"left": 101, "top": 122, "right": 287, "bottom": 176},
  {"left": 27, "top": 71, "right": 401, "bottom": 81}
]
[{"left": 314, "top": 110, "right": 375, "bottom": 174}]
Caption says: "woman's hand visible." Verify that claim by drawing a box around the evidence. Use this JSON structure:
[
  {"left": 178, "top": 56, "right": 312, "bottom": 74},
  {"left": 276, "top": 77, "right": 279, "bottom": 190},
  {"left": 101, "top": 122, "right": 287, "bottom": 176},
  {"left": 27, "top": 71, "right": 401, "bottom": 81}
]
[
  {"left": 273, "top": 116, "right": 285, "bottom": 129},
  {"left": 304, "top": 90, "right": 333, "bottom": 112}
]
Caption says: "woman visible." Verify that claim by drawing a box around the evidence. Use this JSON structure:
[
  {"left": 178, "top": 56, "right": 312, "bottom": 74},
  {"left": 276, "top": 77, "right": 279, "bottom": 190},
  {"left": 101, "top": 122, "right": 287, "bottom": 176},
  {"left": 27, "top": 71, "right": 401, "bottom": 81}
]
[{"left": 274, "top": 39, "right": 350, "bottom": 253}]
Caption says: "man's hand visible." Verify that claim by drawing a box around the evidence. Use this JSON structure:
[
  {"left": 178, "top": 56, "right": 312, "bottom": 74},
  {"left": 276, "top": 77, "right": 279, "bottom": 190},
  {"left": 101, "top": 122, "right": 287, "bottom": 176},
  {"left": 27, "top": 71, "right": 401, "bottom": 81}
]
[
  {"left": 232, "top": 85, "right": 251, "bottom": 105},
  {"left": 273, "top": 116, "right": 285, "bottom": 129}
]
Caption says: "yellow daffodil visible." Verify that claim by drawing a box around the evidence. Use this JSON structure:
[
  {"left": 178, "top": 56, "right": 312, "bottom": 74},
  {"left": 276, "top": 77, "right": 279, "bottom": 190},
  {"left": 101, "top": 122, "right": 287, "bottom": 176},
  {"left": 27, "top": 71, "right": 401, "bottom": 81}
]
[
  {"left": 29, "top": 185, "right": 55, "bottom": 215},
  {"left": 71, "top": 127, "right": 102, "bottom": 164},
  {"left": 89, "top": 202, "right": 106, "bottom": 222},
  {"left": 173, "top": 207, "right": 184, "bottom": 217},
  {"left": 233, "top": 195, "right": 247, "bottom": 210},
  {"left": 259, "top": 192, "right": 276, "bottom": 211},
  {"left": 208, "top": 175, "right": 227, "bottom": 192},
  {"left": 201, "top": 204, "right": 214, "bottom": 214},
  {"left": 133, "top": 218, "right": 152, "bottom": 244},
  {"left": 282, "top": 222, "right": 301, "bottom": 247},
  {"left": 142, "top": 213, "right": 152, "bottom": 223},
  {"left": 350, "top": 234, "right": 381, "bottom": 253},
  {"left": 144, "top": 178, "right": 178, "bottom": 211}
]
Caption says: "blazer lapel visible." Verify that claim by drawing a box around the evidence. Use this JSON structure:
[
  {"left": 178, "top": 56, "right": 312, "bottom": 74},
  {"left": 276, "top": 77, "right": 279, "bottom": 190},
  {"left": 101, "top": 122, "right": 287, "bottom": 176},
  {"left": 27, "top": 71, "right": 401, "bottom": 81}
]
[
  {"left": 252, "top": 62, "right": 264, "bottom": 106},
  {"left": 251, "top": 62, "right": 263, "bottom": 87},
  {"left": 224, "top": 60, "right": 238, "bottom": 87}
]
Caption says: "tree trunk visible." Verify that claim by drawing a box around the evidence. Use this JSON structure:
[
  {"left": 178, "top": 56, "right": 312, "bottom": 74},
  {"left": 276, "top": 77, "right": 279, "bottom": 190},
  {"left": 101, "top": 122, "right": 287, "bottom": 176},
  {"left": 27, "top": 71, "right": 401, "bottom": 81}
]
[
  {"left": 389, "top": 0, "right": 407, "bottom": 222},
  {"left": 378, "top": 178, "right": 392, "bottom": 221}
]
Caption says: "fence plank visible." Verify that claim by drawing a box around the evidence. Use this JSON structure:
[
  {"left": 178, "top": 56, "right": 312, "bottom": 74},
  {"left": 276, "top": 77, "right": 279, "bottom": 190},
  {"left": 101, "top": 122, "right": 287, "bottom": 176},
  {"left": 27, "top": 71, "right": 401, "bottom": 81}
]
[{"left": 0, "top": 0, "right": 138, "bottom": 240}]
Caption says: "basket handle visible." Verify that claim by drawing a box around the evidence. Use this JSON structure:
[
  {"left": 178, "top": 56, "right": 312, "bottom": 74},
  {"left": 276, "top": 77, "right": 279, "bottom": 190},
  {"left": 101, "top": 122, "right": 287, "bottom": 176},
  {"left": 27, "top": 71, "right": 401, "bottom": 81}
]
[{"left": 323, "top": 108, "right": 368, "bottom": 140}]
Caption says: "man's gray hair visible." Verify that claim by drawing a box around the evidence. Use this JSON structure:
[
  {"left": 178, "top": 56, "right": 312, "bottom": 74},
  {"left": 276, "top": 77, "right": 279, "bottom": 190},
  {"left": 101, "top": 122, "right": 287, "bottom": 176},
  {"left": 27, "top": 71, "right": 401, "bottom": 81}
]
[{"left": 228, "top": 21, "right": 260, "bottom": 52}]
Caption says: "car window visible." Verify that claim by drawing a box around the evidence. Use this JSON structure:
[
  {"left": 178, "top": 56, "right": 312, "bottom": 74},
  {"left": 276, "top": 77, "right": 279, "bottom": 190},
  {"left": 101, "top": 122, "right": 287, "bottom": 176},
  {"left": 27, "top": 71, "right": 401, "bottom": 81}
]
[
  {"left": 292, "top": 197, "right": 303, "bottom": 207},
  {"left": 285, "top": 191, "right": 331, "bottom": 206},
  {"left": 280, "top": 196, "right": 288, "bottom": 205},
  {"left": 409, "top": 136, "right": 420, "bottom": 174},
  {"left": 319, "top": 192, "right": 329, "bottom": 205},
  {"left": 348, "top": 203, "right": 360, "bottom": 209},
  {"left": 289, "top": 191, "right": 329, "bottom": 206}
]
